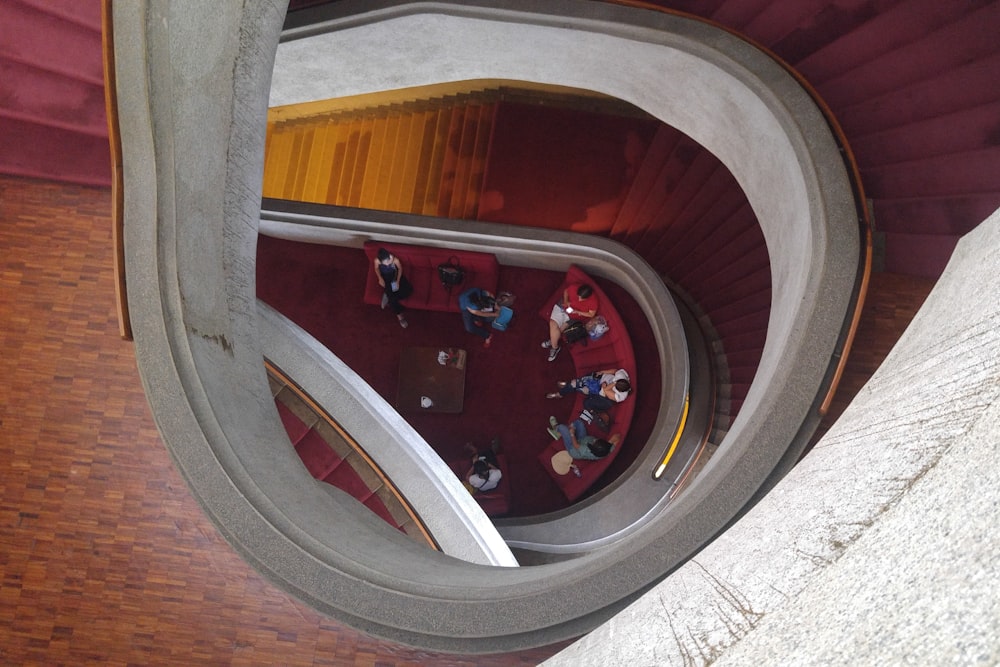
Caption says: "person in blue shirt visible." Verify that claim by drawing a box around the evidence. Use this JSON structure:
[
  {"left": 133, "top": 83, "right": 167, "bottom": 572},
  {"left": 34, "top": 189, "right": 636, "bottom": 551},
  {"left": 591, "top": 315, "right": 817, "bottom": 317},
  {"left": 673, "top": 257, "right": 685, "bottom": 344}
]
[{"left": 458, "top": 287, "right": 499, "bottom": 348}]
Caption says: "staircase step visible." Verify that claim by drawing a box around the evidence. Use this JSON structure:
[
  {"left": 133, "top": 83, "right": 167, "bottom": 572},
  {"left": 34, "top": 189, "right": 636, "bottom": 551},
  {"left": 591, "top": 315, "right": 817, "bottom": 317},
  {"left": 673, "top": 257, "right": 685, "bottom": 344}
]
[
  {"left": 436, "top": 104, "right": 467, "bottom": 216},
  {"left": 838, "top": 52, "right": 1000, "bottom": 137},
  {"left": 294, "top": 429, "right": 343, "bottom": 479},
  {"left": 864, "top": 148, "right": 1000, "bottom": 201},
  {"left": 618, "top": 134, "right": 696, "bottom": 249},
  {"left": 852, "top": 101, "right": 1000, "bottom": 168},
  {"left": 274, "top": 398, "right": 314, "bottom": 446},
  {"left": 634, "top": 146, "right": 723, "bottom": 254},
  {"left": 610, "top": 124, "right": 684, "bottom": 239},
  {"left": 816, "top": 3, "right": 1000, "bottom": 109}
]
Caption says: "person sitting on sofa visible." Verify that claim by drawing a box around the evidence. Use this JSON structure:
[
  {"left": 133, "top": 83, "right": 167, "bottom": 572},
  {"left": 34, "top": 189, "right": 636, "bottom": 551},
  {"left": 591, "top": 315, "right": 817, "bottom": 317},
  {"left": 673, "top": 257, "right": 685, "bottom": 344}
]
[
  {"left": 542, "top": 282, "right": 598, "bottom": 362},
  {"left": 458, "top": 286, "right": 499, "bottom": 348},
  {"left": 547, "top": 416, "right": 621, "bottom": 477},
  {"left": 373, "top": 247, "right": 413, "bottom": 328},
  {"left": 546, "top": 368, "right": 632, "bottom": 412},
  {"left": 464, "top": 441, "right": 502, "bottom": 492}
]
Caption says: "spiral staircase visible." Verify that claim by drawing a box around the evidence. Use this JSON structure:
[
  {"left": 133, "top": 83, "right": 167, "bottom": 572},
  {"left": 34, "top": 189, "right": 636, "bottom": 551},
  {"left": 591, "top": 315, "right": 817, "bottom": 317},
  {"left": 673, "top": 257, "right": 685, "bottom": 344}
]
[{"left": 5, "top": 0, "right": 999, "bottom": 661}]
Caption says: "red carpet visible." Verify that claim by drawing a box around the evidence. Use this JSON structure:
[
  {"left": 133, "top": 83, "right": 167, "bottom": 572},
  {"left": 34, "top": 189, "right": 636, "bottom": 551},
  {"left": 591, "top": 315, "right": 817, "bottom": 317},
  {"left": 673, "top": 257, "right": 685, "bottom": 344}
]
[
  {"left": 256, "top": 236, "right": 661, "bottom": 516},
  {"left": 478, "top": 102, "right": 658, "bottom": 233}
]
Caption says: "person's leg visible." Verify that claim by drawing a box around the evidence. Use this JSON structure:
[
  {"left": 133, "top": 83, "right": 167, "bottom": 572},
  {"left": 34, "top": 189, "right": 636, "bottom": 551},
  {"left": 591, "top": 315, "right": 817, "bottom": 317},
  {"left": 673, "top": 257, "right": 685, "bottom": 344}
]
[
  {"left": 572, "top": 419, "right": 588, "bottom": 442},
  {"left": 468, "top": 314, "right": 491, "bottom": 340},
  {"left": 583, "top": 394, "right": 615, "bottom": 412},
  {"left": 548, "top": 317, "right": 562, "bottom": 349},
  {"left": 387, "top": 293, "right": 408, "bottom": 327},
  {"left": 556, "top": 424, "right": 573, "bottom": 450},
  {"left": 544, "top": 305, "right": 568, "bottom": 360},
  {"left": 580, "top": 376, "right": 602, "bottom": 395},
  {"left": 386, "top": 286, "right": 403, "bottom": 314},
  {"left": 461, "top": 310, "right": 482, "bottom": 336},
  {"left": 559, "top": 381, "right": 576, "bottom": 398}
]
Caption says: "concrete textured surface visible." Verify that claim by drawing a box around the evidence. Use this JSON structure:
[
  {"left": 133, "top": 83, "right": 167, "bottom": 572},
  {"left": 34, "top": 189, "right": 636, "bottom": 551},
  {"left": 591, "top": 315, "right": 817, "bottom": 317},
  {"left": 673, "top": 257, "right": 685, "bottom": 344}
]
[
  {"left": 117, "top": 0, "right": 867, "bottom": 653},
  {"left": 546, "top": 208, "right": 1000, "bottom": 666}
]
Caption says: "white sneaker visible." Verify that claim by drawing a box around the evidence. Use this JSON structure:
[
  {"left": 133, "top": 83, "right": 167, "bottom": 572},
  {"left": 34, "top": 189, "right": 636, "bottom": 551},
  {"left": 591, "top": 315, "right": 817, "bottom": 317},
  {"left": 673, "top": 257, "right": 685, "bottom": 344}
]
[
  {"left": 547, "top": 346, "right": 560, "bottom": 362},
  {"left": 541, "top": 340, "right": 552, "bottom": 349}
]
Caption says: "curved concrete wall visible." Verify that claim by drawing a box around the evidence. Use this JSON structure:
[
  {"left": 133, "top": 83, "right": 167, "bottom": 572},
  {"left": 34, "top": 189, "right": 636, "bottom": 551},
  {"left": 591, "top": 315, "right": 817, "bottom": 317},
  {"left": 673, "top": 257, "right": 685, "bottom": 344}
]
[
  {"left": 115, "top": 0, "right": 859, "bottom": 652},
  {"left": 548, "top": 206, "right": 1000, "bottom": 666}
]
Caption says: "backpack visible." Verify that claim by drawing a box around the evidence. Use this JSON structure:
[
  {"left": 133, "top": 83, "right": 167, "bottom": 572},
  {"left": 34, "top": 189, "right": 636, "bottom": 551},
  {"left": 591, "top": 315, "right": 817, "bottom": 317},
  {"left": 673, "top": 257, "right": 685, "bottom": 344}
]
[
  {"left": 491, "top": 306, "right": 514, "bottom": 331},
  {"left": 586, "top": 315, "right": 609, "bottom": 340},
  {"left": 561, "top": 320, "right": 588, "bottom": 345}
]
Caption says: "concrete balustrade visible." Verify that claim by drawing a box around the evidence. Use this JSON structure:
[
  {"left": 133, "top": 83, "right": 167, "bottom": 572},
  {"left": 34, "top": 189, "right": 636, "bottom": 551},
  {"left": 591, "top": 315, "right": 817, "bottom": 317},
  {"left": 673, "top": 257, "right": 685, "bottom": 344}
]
[{"left": 114, "top": 0, "right": 858, "bottom": 652}]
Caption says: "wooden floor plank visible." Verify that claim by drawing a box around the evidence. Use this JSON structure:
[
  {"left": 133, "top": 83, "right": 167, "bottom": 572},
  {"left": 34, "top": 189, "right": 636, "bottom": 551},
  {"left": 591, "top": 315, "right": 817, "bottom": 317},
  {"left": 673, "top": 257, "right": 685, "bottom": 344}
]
[{"left": 0, "top": 175, "right": 565, "bottom": 666}]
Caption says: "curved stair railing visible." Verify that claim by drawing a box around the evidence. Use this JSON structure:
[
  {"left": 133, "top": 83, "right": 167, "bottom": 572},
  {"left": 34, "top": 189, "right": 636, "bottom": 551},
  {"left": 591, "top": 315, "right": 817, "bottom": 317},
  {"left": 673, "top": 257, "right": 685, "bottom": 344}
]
[
  {"left": 113, "top": 0, "right": 863, "bottom": 652},
  {"left": 265, "top": 360, "right": 436, "bottom": 546}
]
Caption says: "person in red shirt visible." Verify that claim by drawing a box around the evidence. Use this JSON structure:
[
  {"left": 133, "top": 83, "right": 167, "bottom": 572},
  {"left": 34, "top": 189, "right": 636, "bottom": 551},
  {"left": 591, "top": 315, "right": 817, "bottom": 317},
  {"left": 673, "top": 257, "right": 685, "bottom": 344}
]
[{"left": 542, "top": 282, "right": 598, "bottom": 361}]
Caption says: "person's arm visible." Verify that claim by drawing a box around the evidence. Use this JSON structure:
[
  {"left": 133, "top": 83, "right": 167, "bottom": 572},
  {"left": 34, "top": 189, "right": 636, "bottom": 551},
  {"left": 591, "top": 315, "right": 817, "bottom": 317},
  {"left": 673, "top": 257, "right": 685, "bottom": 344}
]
[
  {"left": 374, "top": 258, "right": 385, "bottom": 287},
  {"left": 391, "top": 258, "right": 403, "bottom": 291},
  {"left": 467, "top": 290, "right": 498, "bottom": 317},
  {"left": 568, "top": 429, "right": 581, "bottom": 450}
]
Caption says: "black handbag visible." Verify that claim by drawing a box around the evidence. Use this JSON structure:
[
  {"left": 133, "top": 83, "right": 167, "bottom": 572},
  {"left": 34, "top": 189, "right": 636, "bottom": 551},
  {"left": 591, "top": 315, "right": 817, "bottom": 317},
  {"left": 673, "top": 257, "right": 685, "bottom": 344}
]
[
  {"left": 561, "top": 320, "right": 588, "bottom": 345},
  {"left": 437, "top": 256, "right": 465, "bottom": 288}
]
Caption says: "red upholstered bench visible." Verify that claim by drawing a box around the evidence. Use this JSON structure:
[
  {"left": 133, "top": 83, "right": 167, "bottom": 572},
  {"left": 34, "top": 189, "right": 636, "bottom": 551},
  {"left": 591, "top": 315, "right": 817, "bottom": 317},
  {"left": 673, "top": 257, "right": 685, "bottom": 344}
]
[
  {"left": 536, "top": 265, "right": 637, "bottom": 502},
  {"left": 362, "top": 241, "right": 500, "bottom": 312},
  {"left": 448, "top": 454, "right": 512, "bottom": 517}
]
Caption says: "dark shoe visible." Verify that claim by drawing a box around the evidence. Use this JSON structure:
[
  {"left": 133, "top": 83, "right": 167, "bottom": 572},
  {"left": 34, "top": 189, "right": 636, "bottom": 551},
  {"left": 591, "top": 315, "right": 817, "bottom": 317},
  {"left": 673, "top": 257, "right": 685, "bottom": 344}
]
[{"left": 547, "top": 346, "right": 561, "bottom": 362}]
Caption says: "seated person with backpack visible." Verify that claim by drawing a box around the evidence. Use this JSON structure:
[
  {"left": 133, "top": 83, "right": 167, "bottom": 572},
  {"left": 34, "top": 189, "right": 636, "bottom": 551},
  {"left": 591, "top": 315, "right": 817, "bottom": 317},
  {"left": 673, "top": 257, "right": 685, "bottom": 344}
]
[
  {"left": 542, "top": 283, "right": 598, "bottom": 362},
  {"left": 465, "top": 443, "right": 502, "bottom": 492},
  {"left": 458, "top": 287, "right": 499, "bottom": 348},
  {"left": 545, "top": 368, "right": 632, "bottom": 412}
]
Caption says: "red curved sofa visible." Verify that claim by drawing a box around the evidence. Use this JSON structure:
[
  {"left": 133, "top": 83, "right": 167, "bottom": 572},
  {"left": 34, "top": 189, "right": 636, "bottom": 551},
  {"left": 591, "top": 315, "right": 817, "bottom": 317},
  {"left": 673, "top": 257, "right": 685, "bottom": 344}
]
[
  {"left": 536, "top": 265, "right": 637, "bottom": 502},
  {"left": 362, "top": 241, "right": 499, "bottom": 312}
]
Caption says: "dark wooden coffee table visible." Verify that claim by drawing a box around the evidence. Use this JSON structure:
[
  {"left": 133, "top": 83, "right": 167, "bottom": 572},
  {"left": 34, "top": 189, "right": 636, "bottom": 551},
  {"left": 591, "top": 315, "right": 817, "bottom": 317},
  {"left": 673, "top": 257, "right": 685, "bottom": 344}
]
[{"left": 397, "top": 347, "right": 467, "bottom": 413}]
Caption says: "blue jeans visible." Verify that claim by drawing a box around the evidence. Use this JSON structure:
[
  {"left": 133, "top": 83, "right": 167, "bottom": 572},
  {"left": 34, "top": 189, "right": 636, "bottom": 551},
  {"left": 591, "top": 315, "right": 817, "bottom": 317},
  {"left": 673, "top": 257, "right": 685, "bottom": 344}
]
[
  {"left": 462, "top": 310, "right": 492, "bottom": 339},
  {"left": 556, "top": 419, "right": 588, "bottom": 457}
]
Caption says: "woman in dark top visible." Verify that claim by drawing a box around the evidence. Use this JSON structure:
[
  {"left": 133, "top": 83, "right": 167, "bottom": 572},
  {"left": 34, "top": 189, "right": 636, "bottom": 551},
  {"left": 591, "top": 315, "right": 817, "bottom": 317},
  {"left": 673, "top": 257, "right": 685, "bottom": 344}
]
[{"left": 373, "top": 248, "right": 413, "bottom": 328}]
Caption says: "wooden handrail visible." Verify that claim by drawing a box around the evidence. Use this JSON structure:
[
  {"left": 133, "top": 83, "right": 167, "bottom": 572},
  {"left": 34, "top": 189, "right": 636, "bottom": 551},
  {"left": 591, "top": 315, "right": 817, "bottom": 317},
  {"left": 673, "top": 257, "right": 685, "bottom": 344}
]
[
  {"left": 101, "top": 0, "right": 131, "bottom": 341},
  {"left": 263, "top": 359, "right": 439, "bottom": 550},
  {"left": 609, "top": 0, "right": 874, "bottom": 419}
]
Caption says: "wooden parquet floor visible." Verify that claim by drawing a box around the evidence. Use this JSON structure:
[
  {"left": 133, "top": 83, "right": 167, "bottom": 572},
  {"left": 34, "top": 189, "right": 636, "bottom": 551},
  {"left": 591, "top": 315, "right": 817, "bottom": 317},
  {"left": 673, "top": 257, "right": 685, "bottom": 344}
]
[{"left": 0, "top": 176, "right": 565, "bottom": 666}]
